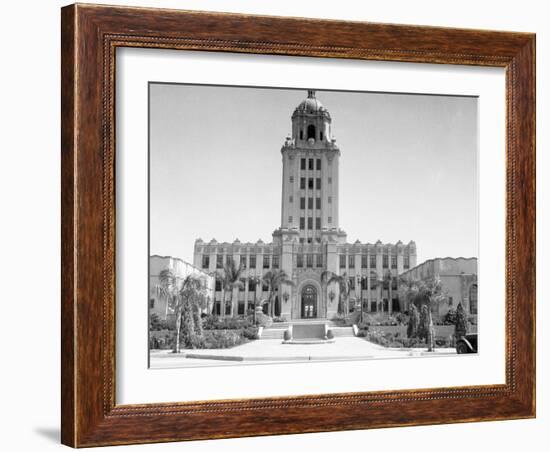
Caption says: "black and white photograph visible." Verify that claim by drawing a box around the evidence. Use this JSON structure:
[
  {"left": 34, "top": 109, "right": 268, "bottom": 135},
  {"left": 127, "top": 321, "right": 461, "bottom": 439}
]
[{"left": 148, "top": 84, "right": 479, "bottom": 369}]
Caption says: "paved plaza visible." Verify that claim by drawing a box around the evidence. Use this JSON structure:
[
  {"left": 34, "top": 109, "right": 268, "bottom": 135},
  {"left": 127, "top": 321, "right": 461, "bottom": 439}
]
[{"left": 149, "top": 337, "right": 456, "bottom": 369}]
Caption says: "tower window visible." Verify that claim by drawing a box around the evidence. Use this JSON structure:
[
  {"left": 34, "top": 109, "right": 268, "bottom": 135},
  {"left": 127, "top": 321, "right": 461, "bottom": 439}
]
[
  {"left": 308, "top": 178, "right": 314, "bottom": 189},
  {"left": 289, "top": 195, "right": 293, "bottom": 203},
  {"left": 300, "top": 130, "right": 303, "bottom": 140},
  {"left": 316, "top": 178, "right": 321, "bottom": 189},
  {"left": 297, "top": 254, "right": 304, "bottom": 267},
  {"left": 300, "top": 158, "right": 306, "bottom": 170},
  {"left": 300, "top": 197, "right": 305, "bottom": 209},
  {"left": 317, "top": 158, "right": 321, "bottom": 170},
  {"left": 308, "top": 158, "right": 314, "bottom": 170},
  {"left": 307, "top": 217, "right": 313, "bottom": 229},
  {"left": 315, "top": 217, "right": 321, "bottom": 229},
  {"left": 320, "top": 131, "right": 324, "bottom": 141},
  {"left": 300, "top": 178, "right": 306, "bottom": 189},
  {"left": 300, "top": 217, "right": 305, "bottom": 229},
  {"left": 306, "top": 254, "right": 313, "bottom": 268},
  {"left": 307, "top": 124, "right": 316, "bottom": 140},
  {"left": 316, "top": 197, "right": 321, "bottom": 209},
  {"left": 308, "top": 197, "right": 313, "bottom": 209}
]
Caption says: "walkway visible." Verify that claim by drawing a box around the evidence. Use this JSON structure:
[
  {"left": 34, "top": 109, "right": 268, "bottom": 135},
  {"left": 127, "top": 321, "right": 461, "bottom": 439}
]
[{"left": 149, "top": 337, "right": 456, "bottom": 369}]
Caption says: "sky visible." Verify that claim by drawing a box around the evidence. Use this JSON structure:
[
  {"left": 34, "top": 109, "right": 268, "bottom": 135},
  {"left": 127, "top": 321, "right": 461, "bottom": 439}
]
[{"left": 149, "top": 83, "right": 478, "bottom": 264}]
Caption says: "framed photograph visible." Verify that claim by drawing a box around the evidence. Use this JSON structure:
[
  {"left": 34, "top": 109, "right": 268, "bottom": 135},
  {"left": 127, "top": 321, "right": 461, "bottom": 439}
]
[{"left": 61, "top": 3, "right": 535, "bottom": 447}]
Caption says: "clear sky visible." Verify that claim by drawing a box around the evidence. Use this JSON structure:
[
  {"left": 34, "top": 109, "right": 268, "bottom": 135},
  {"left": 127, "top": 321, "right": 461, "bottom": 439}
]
[{"left": 149, "top": 83, "right": 478, "bottom": 264}]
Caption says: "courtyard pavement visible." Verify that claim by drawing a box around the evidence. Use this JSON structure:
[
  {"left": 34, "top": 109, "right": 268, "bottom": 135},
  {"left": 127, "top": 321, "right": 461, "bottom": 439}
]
[{"left": 149, "top": 337, "right": 457, "bottom": 369}]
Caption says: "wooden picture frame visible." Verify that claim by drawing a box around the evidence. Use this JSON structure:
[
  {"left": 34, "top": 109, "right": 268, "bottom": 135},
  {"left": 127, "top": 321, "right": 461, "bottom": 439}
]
[{"left": 61, "top": 3, "right": 535, "bottom": 447}]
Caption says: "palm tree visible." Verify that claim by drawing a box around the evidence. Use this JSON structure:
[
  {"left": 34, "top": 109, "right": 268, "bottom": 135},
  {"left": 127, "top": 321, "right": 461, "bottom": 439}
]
[
  {"left": 399, "top": 276, "right": 446, "bottom": 351},
  {"left": 383, "top": 271, "right": 396, "bottom": 315},
  {"left": 178, "top": 274, "right": 208, "bottom": 347},
  {"left": 154, "top": 269, "right": 207, "bottom": 353},
  {"left": 217, "top": 259, "right": 245, "bottom": 317},
  {"left": 262, "top": 269, "right": 295, "bottom": 317},
  {"left": 322, "top": 271, "right": 352, "bottom": 316}
]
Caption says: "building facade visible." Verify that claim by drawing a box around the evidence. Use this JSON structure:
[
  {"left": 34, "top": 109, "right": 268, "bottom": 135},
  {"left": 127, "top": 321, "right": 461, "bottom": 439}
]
[
  {"left": 149, "top": 255, "right": 215, "bottom": 321},
  {"left": 194, "top": 90, "right": 417, "bottom": 320},
  {"left": 399, "top": 257, "right": 478, "bottom": 319}
]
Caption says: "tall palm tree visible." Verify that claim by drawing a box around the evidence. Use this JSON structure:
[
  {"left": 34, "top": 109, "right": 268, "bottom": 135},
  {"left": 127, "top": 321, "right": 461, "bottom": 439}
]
[
  {"left": 154, "top": 269, "right": 207, "bottom": 353},
  {"left": 262, "top": 269, "right": 294, "bottom": 317},
  {"left": 217, "top": 259, "right": 245, "bottom": 317},
  {"left": 383, "top": 271, "right": 396, "bottom": 314},
  {"left": 322, "top": 271, "right": 352, "bottom": 316}
]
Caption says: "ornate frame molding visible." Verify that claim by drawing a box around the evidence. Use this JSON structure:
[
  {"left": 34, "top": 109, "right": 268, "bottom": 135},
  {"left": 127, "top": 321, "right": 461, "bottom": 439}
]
[{"left": 61, "top": 4, "right": 535, "bottom": 447}]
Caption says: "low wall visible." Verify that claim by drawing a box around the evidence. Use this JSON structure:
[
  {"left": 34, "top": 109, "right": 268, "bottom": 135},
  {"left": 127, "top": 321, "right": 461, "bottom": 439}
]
[{"left": 368, "top": 325, "right": 477, "bottom": 337}]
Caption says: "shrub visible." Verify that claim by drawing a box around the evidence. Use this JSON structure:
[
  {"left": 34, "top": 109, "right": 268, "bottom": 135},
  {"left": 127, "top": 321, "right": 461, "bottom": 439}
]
[
  {"left": 242, "top": 326, "right": 259, "bottom": 340},
  {"left": 407, "top": 304, "right": 420, "bottom": 338},
  {"left": 149, "top": 313, "right": 170, "bottom": 331},
  {"left": 272, "top": 316, "right": 285, "bottom": 323},
  {"left": 202, "top": 315, "right": 254, "bottom": 330},
  {"left": 326, "top": 329, "right": 334, "bottom": 339},
  {"left": 198, "top": 330, "right": 244, "bottom": 349},
  {"left": 283, "top": 330, "right": 291, "bottom": 341},
  {"left": 395, "top": 312, "right": 409, "bottom": 325},
  {"left": 256, "top": 312, "right": 273, "bottom": 328},
  {"left": 443, "top": 308, "right": 457, "bottom": 325}
]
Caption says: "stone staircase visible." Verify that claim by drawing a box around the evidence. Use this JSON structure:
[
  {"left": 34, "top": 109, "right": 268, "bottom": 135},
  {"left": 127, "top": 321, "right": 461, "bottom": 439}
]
[{"left": 260, "top": 319, "right": 355, "bottom": 340}]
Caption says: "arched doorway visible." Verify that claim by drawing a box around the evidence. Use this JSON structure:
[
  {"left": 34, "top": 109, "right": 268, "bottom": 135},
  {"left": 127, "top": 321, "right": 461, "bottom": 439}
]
[{"left": 301, "top": 285, "right": 317, "bottom": 318}]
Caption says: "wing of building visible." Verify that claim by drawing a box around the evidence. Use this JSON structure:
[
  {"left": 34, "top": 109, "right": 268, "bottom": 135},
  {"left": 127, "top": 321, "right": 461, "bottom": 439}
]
[
  {"left": 399, "top": 257, "right": 478, "bottom": 320},
  {"left": 149, "top": 255, "right": 215, "bottom": 321},
  {"left": 193, "top": 90, "right": 417, "bottom": 320}
]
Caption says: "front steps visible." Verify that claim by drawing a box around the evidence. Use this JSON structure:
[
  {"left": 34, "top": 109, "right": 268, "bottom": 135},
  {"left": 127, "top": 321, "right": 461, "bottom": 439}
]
[{"left": 260, "top": 322, "right": 355, "bottom": 340}]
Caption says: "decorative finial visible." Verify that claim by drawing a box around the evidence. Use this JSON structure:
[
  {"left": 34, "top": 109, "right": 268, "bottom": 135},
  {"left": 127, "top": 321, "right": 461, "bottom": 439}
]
[{"left": 307, "top": 89, "right": 316, "bottom": 99}]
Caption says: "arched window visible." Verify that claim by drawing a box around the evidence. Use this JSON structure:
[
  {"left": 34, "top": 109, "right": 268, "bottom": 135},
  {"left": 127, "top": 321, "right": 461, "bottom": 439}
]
[
  {"left": 469, "top": 284, "right": 478, "bottom": 314},
  {"left": 307, "top": 124, "right": 316, "bottom": 140}
]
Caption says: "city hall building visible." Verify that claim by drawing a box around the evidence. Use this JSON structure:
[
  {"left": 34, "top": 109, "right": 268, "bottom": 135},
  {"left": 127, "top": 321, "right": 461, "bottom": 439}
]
[{"left": 194, "top": 90, "right": 417, "bottom": 320}]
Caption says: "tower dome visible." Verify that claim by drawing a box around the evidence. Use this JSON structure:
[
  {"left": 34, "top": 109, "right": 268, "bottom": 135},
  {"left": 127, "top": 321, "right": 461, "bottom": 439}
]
[{"left": 293, "top": 90, "right": 331, "bottom": 118}]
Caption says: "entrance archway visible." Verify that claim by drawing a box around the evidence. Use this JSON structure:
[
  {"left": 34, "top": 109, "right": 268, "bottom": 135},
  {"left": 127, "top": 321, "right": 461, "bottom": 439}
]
[{"left": 301, "top": 285, "right": 318, "bottom": 318}]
